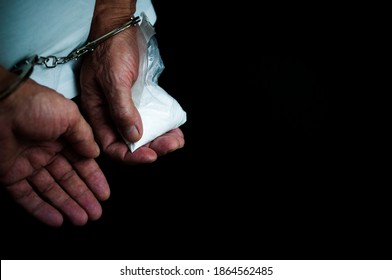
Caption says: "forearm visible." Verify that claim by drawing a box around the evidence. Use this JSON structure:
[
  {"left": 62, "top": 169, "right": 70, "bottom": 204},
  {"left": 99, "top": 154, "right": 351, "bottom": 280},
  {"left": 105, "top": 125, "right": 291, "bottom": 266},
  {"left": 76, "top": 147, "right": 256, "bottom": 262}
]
[{"left": 91, "top": 0, "right": 137, "bottom": 36}]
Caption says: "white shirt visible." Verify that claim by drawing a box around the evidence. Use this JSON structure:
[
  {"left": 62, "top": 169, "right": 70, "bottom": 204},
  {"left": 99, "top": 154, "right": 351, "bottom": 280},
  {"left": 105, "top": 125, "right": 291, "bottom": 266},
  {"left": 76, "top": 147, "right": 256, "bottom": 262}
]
[{"left": 0, "top": 0, "right": 156, "bottom": 99}]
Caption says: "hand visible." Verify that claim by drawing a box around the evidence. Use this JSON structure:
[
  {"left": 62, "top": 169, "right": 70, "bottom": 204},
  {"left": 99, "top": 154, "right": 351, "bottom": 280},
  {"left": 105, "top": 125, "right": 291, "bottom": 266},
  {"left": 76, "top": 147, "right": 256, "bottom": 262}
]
[
  {"left": 79, "top": 23, "right": 185, "bottom": 164},
  {"left": 0, "top": 75, "right": 110, "bottom": 227}
]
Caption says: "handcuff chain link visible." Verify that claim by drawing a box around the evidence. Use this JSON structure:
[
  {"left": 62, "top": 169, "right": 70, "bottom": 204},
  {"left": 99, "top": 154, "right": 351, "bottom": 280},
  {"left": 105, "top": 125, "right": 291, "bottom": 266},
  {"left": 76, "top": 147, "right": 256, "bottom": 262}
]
[{"left": 35, "top": 16, "right": 141, "bottom": 69}]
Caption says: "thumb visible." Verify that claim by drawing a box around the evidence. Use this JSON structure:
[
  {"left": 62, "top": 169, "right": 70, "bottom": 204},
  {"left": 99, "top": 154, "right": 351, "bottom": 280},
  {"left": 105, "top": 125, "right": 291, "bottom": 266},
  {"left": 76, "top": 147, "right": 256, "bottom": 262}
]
[
  {"left": 63, "top": 102, "right": 100, "bottom": 158},
  {"left": 107, "top": 87, "right": 143, "bottom": 143}
]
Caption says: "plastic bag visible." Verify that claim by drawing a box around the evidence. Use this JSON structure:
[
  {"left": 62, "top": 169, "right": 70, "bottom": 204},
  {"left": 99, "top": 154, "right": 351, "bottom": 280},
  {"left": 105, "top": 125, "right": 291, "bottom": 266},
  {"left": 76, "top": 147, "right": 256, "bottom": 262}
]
[{"left": 125, "top": 12, "right": 187, "bottom": 152}]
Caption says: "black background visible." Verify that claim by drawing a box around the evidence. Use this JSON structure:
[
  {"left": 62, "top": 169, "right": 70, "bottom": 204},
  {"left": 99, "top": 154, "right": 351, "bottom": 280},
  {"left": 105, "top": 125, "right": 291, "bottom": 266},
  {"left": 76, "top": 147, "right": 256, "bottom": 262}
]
[{"left": 1, "top": 1, "right": 389, "bottom": 260}]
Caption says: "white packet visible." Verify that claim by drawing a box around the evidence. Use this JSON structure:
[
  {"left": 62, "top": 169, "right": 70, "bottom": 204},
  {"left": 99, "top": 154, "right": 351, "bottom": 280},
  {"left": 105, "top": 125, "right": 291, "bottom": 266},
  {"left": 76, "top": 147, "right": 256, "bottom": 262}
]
[{"left": 125, "top": 12, "right": 187, "bottom": 152}]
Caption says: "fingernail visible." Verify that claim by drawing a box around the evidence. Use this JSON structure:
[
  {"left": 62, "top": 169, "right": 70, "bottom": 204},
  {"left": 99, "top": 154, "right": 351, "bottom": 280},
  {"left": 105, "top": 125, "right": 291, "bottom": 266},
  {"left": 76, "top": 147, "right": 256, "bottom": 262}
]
[
  {"left": 94, "top": 142, "right": 101, "bottom": 156},
  {"left": 127, "top": 125, "right": 140, "bottom": 141}
]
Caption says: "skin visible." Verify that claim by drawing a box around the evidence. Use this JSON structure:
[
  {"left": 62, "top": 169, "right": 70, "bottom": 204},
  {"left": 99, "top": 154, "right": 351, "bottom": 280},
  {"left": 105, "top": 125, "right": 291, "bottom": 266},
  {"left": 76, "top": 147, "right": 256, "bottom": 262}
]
[
  {"left": 80, "top": 0, "right": 185, "bottom": 164},
  {"left": 0, "top": 71, "right": 110, "bottom": 227},
  {"left": 0, "top": 0, "right": 185, "bottom": 227}
]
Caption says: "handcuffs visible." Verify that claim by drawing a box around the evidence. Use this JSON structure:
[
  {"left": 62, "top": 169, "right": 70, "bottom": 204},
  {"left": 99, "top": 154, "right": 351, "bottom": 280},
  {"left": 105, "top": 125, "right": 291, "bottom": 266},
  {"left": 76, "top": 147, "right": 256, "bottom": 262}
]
[{"left": 0, "top": 16, "right": 140, "bottom": 101}]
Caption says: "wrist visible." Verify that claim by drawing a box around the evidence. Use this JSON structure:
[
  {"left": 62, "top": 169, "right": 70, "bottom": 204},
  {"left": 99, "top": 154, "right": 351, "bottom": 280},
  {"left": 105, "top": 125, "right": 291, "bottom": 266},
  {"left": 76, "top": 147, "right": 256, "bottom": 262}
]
[{"left": 92, "top": 0, "right": 137, "bottom": 35}]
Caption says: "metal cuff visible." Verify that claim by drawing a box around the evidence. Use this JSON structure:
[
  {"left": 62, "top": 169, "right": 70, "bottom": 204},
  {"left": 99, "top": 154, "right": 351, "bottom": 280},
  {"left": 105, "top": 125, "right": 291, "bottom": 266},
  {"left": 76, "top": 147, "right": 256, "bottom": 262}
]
[{"left": 0, "top": 55, "right": 37, "bottom": 101}]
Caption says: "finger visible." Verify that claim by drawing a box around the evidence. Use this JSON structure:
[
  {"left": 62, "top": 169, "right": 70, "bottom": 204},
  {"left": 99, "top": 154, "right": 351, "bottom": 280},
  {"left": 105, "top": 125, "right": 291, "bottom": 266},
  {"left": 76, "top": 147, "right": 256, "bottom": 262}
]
[
  {"left": 107, "top": 128, "right": 186, "bottom": 164},
  {"left": 105, "top": 141, "right": 158, "bottom": 164},
  {"left": 62, "top": 147, "right": 110, "bottom": 201},
  {"left": 62, "top": 99, "right": 100, "bottom": 159},
  {"left": 27, "top": 165, "right": 89, "bottom": 226},
  {"left": 0, "top": 141, "right": 63, "bottom": 186},
  {"left": 45, "top": 154, "right": 104, "bottom": 222},
  {"left": 5, "top": 180, "right": 64, "bottom": 227},
  {"left": 80, "top": 92, "right": 158, "bottom": 164},
  {"left": 147, "top": 128, "right": 185, "bottom": 156}
]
